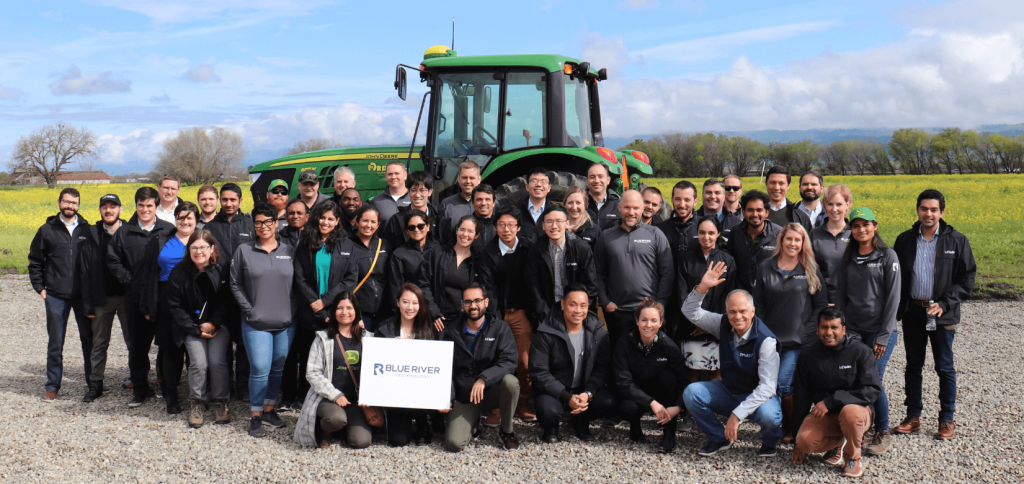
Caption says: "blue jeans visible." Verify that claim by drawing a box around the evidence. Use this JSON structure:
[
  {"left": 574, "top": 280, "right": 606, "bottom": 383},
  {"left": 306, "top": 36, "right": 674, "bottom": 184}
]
[
  {"left": 854, "top": 330, "right": 898, "bottom": 431},
  {"left": 902, "top": 306, "right": 957, "bottom": 422},
  {"left": 683, "top": 379, "right": 783, "bottom": 446},
  {"left": 241, "top": 323, "right": 295, "bottom": 412},
  {"left": 44, "top": 295, "right": 93, "bottom": 391},
  {"left": 777, "top": 349, "right": 802, "bottom": 398}
]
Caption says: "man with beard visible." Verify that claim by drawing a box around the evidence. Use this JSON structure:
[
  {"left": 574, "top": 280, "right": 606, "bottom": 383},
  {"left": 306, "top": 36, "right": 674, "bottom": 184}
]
[
  {"left": 30, "top": 188, "right": 93, "bottom": 402},
  {"left": 722, "top": 175, "right": 743, "bottom": 217},
  {"left": 443, "top": 184, "right": 497, "bottom": 252},
  {"left": 695, "top": 179, "right": 741, "bottom": 242},
  {"left": 79, "top": 194, "right": 130, "bottom": 402},
  {"left": 380, "top": 171, "right": 441, "bottom": 248},
  {"left": 337, "top": 188, "right": 363, "bottom": 237},
  {"left": 370, "top": 161, "right": 411, "bottom": 224},
  {"left": 265, "top": 179, "right": 291, "bottom": 228},
  {"left": 725, "top": 190, "right": 782, "bottom": 293},
  {"left": 586, "top": 163, "right": 621, "bottom": 230},
  {"left": 641, "top": 186, "right": 665, "bottom": 226},
  {"left": 195, "top": 185, "right": 218, "bottom": 229},
  {"left": 291, "top": 171, "right": 330, "bottom": 213},
  {"left": 796, "top": 172, "right": 826, "bottom": 228},
  {"left": 764, "top": 166, "right": 812, "bottom": 233},
  {"left": 655, "top": 180, "right": 699, "bottom": 338},
  {"left": 441, "top": 161, "right": 481, "bottom": 232},
  {"left": 595, "top": 190, "right": 674, "bottom": 347}
]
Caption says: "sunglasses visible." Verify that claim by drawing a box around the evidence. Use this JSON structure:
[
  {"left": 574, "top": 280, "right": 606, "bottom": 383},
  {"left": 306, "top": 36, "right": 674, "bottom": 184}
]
[
  {"left": 269, "top": 189, "right": 288, "bottom": 195},
  {"left": 724, "top": 186, "right": 742, "bottom": 192},
  {"left": 406, "top": 223, "right": 427, "bottom": 232}
]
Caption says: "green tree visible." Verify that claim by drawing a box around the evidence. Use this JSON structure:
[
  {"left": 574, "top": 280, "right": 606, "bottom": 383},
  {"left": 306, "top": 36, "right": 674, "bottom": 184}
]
[
  {"left": 620, "top": 137, "right": 678, "bottom": 178},
  {"left": 930, "top": 128, "right": 977, "bottom": 175},
  {"left": 991, "top": 133, "right": 1024, "bottom": 173},
  {"left": 768, "top": 140, "right": 819, "bottom": 175},
  {"left": 726, "top": 136, "right": 767, "bottom": 177},
  {"left": 888, "top": 128, "right": 932, "bottom": 174}
]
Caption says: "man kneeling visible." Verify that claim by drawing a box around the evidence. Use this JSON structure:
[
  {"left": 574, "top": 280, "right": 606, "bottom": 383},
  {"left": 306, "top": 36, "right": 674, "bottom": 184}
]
[
  {"left": 792, "top": 307, "right": 880, "bottom": 479},
  {"left": 529, "top": 283, "right": 616, "bottom": 443},
  {"left": 440, "top": 283, "right": 521, "bottom": 451}
]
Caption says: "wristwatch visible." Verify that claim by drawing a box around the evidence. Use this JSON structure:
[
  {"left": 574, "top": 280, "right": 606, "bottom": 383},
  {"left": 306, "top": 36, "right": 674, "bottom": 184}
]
[{"left": 585, "top": 391, "right": 594, "bottom": 400}]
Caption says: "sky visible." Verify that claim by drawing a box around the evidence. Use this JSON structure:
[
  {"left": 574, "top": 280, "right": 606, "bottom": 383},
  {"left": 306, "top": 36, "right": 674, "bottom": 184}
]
[{"left": 1, "top": 0, "right": 1022, "bottom": 171}]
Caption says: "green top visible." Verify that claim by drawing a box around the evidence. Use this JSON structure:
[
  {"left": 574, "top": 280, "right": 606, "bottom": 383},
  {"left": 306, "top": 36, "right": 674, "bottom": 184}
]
[
  {"left": 423, "top": 54, "right": 598, "bottom": 75},
  {"left": 315, "top": 244, "right": 332, "bottom": 297}
]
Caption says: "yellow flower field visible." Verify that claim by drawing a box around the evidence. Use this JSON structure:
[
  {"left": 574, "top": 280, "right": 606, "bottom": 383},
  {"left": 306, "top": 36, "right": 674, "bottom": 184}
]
[{"left": 1, "top": 175, "right": 1020, "bottom": 296}]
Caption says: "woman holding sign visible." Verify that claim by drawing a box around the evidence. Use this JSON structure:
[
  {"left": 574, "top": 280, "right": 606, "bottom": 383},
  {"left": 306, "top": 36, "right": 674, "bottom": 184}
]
[
  {"left": 375, "top": 283, "right": 438, "bottom": 446},
  {"left": 294, "top": 292, "right": 374, "bottom": 449}
]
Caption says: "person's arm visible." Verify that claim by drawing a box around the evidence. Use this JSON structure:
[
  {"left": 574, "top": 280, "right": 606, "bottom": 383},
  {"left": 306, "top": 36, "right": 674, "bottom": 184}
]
[
  {"left": 478, "top": 323, "right": 518, "bottom": 385},
  {"left": 413, "top": 253, "right": 442, "bottom": 320},
  {"left": 305, "top": 336, "right": 344, "bottom": 402},
  {"left": 938, "top": 235, "right": 977, "bottom": 316},
  {"left": 731, "top": 337, "right": 779, "bottom": 421},
  {"left": 523, "top": 249, "right": 549, "bottom": 322},
  {"left": 654, "top": 231, "right": 675, "bottom": 305},
  {"left": 228, "top": 248, "right": 254, "bottom": 318},
  {"left": 27, "top": 228, "right": 47, "bottom": 295},
  {"left": 78, "top": 238, "right": 96, "bottom": 315},
  {"left": 594, "top": 235, "right": 612, "bottom": 306},
  {"left": 834, "top": 261, "right": 848, "bottom": 315},
  {"left": 681, "top": 290, "right": 723, "bottom": 338},
  {"left": 874, "top": 250, "right": 901, "bottom": 347},
  {"left": 825, "top": 345, "right": 881, "bottom": 410},
  {"left": 138, "top": 237, "right": 160, "bottom": 320},
  {"left": 527, "top": 334, "right": 569, "bottom": 403},
  {"left": 579, "top": 243, "right": 600, "bottom": 311},
  {"left": 106, "top": 230, "right": 131, "bottom": 286}
]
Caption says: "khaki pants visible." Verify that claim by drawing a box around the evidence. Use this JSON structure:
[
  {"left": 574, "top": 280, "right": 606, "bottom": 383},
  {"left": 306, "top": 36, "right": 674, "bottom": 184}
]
[
  {"left": 795, "top": 404, "right": 872, "bottom": 461},
  {"left": 445, "top": 374, "right": 519, "bottom": 452},
  {"left": 505, "top": 309, "right": 532, "bottom": 407}
]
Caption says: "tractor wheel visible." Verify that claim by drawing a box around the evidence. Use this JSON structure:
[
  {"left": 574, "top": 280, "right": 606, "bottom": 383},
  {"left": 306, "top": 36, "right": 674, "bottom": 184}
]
[
  {"left": 495, "top": 171, "right": 588, "bottom": 205},
  {"left": 637, "top": 181, "right": 674, "bottom": 222}
]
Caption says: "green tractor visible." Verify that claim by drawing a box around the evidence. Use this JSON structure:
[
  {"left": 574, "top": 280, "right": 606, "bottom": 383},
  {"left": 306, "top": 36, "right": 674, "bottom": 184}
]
[{"left": 248, "top": 45, "right": 659, "bottom": 210}]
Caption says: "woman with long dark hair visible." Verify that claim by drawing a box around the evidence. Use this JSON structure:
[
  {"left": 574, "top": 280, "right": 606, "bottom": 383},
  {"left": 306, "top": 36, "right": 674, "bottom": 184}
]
[
  {"left": 811, "top": 184, "right": 853, "bottom": 304},
  {"left": 350, "top": 205, "right": 391, "bottom": 331},
  {"left": 284, "top": 200, "right": 359, "bottom": 410},
  {"left": 374, "top": 283, "right": 438, "bottom": 446},
  {"left": 294, "top": 292, "right": 373, "bottom": 449},
  {"left": 416, "top": 214, "right": 490, "bottom": 331},
  {"left": 836, "top": 207, "right": 901, "bottom": 456},
  {"left": 166, "top": 230, "right": 231, "bottom": 428},
  {"left": 753, "top": 223, "right": 827, "bottom": 443},
  {"left": 386, "top": 210, "right": 435, "bottom": 305}
]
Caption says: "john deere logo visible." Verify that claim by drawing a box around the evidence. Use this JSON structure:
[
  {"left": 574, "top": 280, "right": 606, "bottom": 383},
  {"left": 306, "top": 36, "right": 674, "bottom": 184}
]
[
  {"left": 345, "top": 350, "right": 359, "bottom": 365},
  {"left": 367, "top": 162, "right": 389, "bottom": 174}
]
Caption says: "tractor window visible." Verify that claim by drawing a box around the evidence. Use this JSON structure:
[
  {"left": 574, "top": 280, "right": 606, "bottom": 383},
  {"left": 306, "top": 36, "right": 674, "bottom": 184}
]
[
  {"left": 503, "top": 72, "right": 547, "bottom": 151},
  {"left": 564, "top": 76, "right": 593, "bottom": 148},
  {"left": 433, "top": 73, "right": 500, "bottom": 159}
]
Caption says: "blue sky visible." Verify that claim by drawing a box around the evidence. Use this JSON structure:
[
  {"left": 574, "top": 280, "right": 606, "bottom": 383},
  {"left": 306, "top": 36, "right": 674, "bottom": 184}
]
[{"left": 1, "top": 0, "right": 1022, "bottom": 170}]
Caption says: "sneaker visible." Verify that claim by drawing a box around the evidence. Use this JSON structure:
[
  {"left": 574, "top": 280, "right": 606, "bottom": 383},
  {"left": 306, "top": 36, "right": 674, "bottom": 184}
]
[
  {"left": 823, "top": 438, "right": 846, "bottom": 465},
  {"left": 41, "top": 390, "right": 57, "bottom": 402},
  {"left": 864, "top": 430, "right": 892, "bottom": 455},
  {"left": 602, "top": 417, "right": 624, "bottom": 428},
  {"left": 842, "top": 459, "right": 863, "bottom": 478},
  {"left": 277, "top": 398, "right": 295, "bottom": 412},
  {"left": 122, "top": 378, "right": 134, "bottom": 389},
  {"left": 261, "top": 410, "right": 286, "bottom": 428},
  {"left": 678, "top": 414, "right": 694, "bottom": 432},
  {"left": 249, "top": 416, "right": 265, "bottom": 438},
  {"left": 499, "top": 430, "right": 520, "bottom": 450},
  {"left": 214, "top": 401, "right": 230, "bottom": 425},
  {"left": 758, "top": 444, "right": 778, "bottom": 457},
  {"left": 188, "top": 400, "right": 205, "bottom": 429},
  {"left": 166, "top": 400, "right": 182, "bottom": 415},
  {"left": 697, "top": 440, "right": 732, "bottom": 457},
  {"left": 541, "top": 426, "right": 560, "bottom": 443},
  {"left": 127, "top": 393, "right": 147, "bottom": 408},
  {"left": 482, "top": 408, "right": 501, "bottom": 428}
]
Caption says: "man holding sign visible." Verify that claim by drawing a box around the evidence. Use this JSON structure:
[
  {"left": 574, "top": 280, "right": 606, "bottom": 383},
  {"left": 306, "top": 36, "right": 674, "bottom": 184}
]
[{"left": 439, "top": 283, "right": 521, "bottom": 452}]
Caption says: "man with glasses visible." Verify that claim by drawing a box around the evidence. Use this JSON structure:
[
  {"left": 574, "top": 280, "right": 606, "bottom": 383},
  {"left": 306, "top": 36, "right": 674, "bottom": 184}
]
[
  {"left": 510, "top": 167, "right": 551, "bottom": 244},
  {"left": 371, "top": 161, "right": 411, "bottom": 224},
  {"left": 155, "top": 175, "right": 182, "bottom": 224},
  {"left": 30, "top": 188, "right": 93, "bottom": 402},
  {"left": 439, "top": 283, "right": 521, "bottom": 452},
  {"left": 291, "top": 171, "right": 330, "bottom": 213},
  {"left": 381, "top": 171, "right": 441, "bottom": 248},
  {"left": 722, "top": 175, "right": 743, "bottom": 217},
  {"left": 524, "top": 205, "right": 599, "bottom": 326},
  {"left": 265, "top": 179, "right": 291, "bottom": 228}
]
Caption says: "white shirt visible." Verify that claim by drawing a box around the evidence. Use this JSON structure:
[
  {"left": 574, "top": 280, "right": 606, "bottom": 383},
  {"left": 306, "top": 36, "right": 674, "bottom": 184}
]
[
  {"left": 155, "top": 201, "right": 179, "bottom": 224},
  {"left": 592, "top": 193, "right": 607, "bottom": 211},
  {"left": 139, "top": 220, "right": 155, "bottom": 232},
  {"left": 769, "top": 199, "right": 787, "bottom": 211},
  {"left": 682, "top": 289, "right": 780, "bottom": 421},
  {"left": 62, "top": 217, "right": 79, "bottom": 236},
  {"left": 498, "top": 237, "right": 519, "bottom": 256}
]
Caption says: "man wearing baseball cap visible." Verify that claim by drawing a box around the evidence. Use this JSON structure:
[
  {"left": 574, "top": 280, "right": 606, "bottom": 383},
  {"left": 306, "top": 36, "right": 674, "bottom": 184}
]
[
  {"left": 290, "top": 171, "right": 330, "bottom": 214},
  {"left": 265, "top": 179, "right": 290, "bottom": 228}
]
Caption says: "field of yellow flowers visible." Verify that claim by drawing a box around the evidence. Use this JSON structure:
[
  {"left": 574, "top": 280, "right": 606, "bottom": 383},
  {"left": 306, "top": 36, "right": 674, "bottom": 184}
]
[{"left": 1, "top": 175, "right": 1020, "bottom": 297}]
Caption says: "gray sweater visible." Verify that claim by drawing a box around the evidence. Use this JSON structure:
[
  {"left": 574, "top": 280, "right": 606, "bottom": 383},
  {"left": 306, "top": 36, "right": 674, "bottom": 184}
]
[
  {"left": 595, "top": 223, "right": 674, "bottom": 309},
  {"left": 836, "top": 248, "right": 901, "bottom": 346},
  {"left": 810, "top": 223, "right": 851, "bottom": 305},
  {"left": 229, "top": 240, "right": 296, "bottom": 332}
]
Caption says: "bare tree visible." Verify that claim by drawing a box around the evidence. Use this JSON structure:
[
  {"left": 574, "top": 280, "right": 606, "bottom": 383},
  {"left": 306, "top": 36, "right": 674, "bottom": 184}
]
[
  {"left": 155, "top": 126, "right": 247, "bottom": 185},
  {"left": 285, "top": 137, "right": 345, "bottom": 156},
  {"left": 10, "top": 122, "right": 98, "bottom": 188}
]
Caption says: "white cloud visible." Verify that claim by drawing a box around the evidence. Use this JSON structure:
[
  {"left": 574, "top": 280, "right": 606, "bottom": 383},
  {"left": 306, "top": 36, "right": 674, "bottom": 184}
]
[
  {"left": 81, "top": 0, "right": 331, "bottom": 23},
  {"left": 49, "top": 65, "right": 131, "bottom": 95},
  {"left": 0, "top": 84, "right": 28, "bottom": 101},
  {"left": 184, "top": 64, "right": 221, "bottom": 83},
  {"left": 617, "top": 0, "right": 659, "bottom": 10},
  {"left": 580, "top": 31, "right": 637, "bottom": 77},
  {"left": 633, "top": 21, "right": 838, "bottom": 64}
]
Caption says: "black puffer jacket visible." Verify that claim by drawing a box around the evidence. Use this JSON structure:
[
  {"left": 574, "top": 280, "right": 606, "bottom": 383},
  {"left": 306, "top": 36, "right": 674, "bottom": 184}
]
[
  {"left": 529, "top": 311, "right": 610, "bottom": 404},
  {"left": 292, "top": 236, "right": 360, "bottom": 331},
  {"left": 613, "top": 328, "right": 688, "bottom": 407},
  {"left": 792, "top": 336, "right": 881, "bottom": 434},
  {"left": 440, "top": 314, "right": 518, "bottom": 404},
  {"left": 28, "top": 213, "right": 90, "bottom": 300},
  {"left": 166, "top": 262, "right": 229, "bottom": 347}
]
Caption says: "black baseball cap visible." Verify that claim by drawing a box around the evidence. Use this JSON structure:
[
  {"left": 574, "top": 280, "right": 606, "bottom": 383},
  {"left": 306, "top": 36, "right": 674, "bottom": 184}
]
[
  {"left": 99, "top": 194, "right": 121, "bottom": 207},
  {"left": 298, "top": 171, "right": 319, "bottom": 184}
]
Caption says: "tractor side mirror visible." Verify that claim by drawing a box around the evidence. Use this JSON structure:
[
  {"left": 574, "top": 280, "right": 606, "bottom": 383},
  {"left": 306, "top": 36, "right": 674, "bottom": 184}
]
[{"left": 395, "top": 66, "right": 407, "bottom": 101}]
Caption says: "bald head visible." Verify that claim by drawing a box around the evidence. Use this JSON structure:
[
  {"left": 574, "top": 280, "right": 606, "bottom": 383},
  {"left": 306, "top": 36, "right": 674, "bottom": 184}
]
[{"left": 619, "top": 189, "right": 643, "bottom": 228}]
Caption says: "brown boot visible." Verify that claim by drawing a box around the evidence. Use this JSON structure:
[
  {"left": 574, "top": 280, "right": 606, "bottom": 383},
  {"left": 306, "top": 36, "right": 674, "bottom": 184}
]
[
  {"left": 864, "top": 430, "right": 892, "bottom": 455},
  {"left": 515, "top": 399, "right": 537, "bottom": 422},
  {"left": 483, "top": 408, "right": 501, "bottom": 428},
  {"left": 780, "top": 395, "right": 794, "bottom": 444},
  {"left": 893, "top": 415, "right": 921, "bottom": 434},
  {"left": 188, "top": 400, "right": 205, "bottom": 429},
  {"left": 214, "top": 399, "right": 231, "bottom": 425},
  {"left": 935, "top": 421, "right": 955, "bottom": 440}
]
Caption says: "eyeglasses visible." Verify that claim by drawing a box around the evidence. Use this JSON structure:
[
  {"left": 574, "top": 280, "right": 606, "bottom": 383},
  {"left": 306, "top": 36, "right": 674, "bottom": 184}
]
[
  {"left": 409, "top": 188, "right": 431, "bottom": 194},
  {"left": 724, "top": 186, "right": 742, "bottom": 192},
  {"left": 59, "top": 200, "right": 79, "bottom": 207},
  {"left": 406, "top": 223, "right": 427, "bottom": 232},
  {"left": 253, "top": 220, "right": 276, "bottom": 228},
  {"left": 269, "top": 189, "right": 288, "bottom": 196},
  {"left": 528, "top": 178, "right": 549, "bottom": 186},
  {"left": 542, "top": 219, "right": 567, "bottom": 227},
  {"left": 189, "top": 245, "right": 211, "bottom": 252},
  {"left": 461, "top": 298, "right": 486, "bottom": 307},
  {"left": 495, "top": 222, "right": 518, "bottom": 229}
]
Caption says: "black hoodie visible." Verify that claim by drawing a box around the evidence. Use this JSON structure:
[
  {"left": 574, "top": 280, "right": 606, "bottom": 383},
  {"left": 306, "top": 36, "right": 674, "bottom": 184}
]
[
  {"left": 440, "top": 314, "right": 518, "bottom": 404},
  {"left": 792, "top": 335, "right": 881, "bottom": 434},
  {"left": 613, "top": 327, "right": 688, "bottom": 407},
  {"left": 28, "top": 213, "right": 90, "bottom": 300},
  {"left": 893, "top": 220, "right": 976, "bottom": 326},
  {"left": 529, "top": 311, "right": 611, "bottom": 404}
]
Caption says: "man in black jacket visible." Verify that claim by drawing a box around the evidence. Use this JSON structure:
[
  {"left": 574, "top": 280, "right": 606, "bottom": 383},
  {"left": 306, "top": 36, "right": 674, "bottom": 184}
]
[
  {"left": 78, "top": 194, "right": 129, "bottom": 402},
  {"left": 440, "top": 284, "right": 521, "bottom": 452},
  {"left": 694, "top": 178, "right": 742, "bottom": 242},
  {"left": 509, "top": 167, "right": 552, "bottom": 244},
  {"left": 442, "top": 184, "right": 496, "bottom": 251},
  {"left": 107, "top": 187, "right": 175, "bottom": 407},
  {"left": 792, "top": 307, "right": 881, "bottom": 479},
  {"left": 586, "top": 163, "right": 621, "bottom": 230},
  {"left": 529, "top": 284, "right": 616, "bottom": 443},
  {"left": 29, "top": 188, "right": 92, "bottom": 402},
  {"left": 892, "top": 189, "right": 976, "bottom": 441},
  {"left": 726, "top": 190, "right": 782, "bottom": 293},
  {"left": 656, "top": 180, "right": 699, "bottom": 337},
  {"left": 764, "top": 166, "right": 812, "bottom": 233},
  {"left": 524, "top": 205, "right": 599, "bottom": 324}
]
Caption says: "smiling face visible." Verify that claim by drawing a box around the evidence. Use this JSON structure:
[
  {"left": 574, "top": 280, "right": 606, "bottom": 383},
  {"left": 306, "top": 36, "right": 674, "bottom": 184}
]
[
  {"left": 286, "top": 202, "right": 308, "bottom": 229},
  {"left": 672, "top": 187, "right": 696, "bottom": 221},
  {"left": 825, "top": 192, "right": 850, "bottom": 223},
  {"left": 253, "top": 214, "right": 277, "bottom": 241},
  {"left": 743, "top": 199, "right": 767, "bottom": 229},
  {"left": 159, "top": 180, "right": 179, "bottom": 206},
  {"left": 58, "top": 194, "right": 80, "bottom": 219},
  {"left": 397, "top": 289, "right": 420, "bottom": 322},
  {"left": 340, "top": 190, "right": 362, "bottom": 216},
  {"left": 266, "top": 188, "right": 289, "bottom": 212},
  {"left": 334, "top": 170, "right": 356, "bottom": 192},
  {"left": 766, "top": 174, "right": 790, "bottom": 204},
  {"left": 636, "top": 307, "right": 663, "bottom": 344},
  {"left": 472, "top": 192, "right": 494, "bottom": 219},
  {"left": 619, "top": 190, "right": 643, "bottom": 227},
  {"left": 409, "top": 183, "right": 431, "bottom": 211},
  {"left": 543, "top": 210, "right": 568, "bottom": 242},
  {"left": 560, "top": 290, "right": 589, "bottom": 327},
  {"left": 818, "top": 317, "right": 846, "bottom": 348},
  {"left": 917, "top": 199, "right": 944, "bottom": 231},
  {"left": 461, "top": 286, "right": 488, "bottom": 321},
  {"left": 586, "top": 163, "right": 609, "bottom": 198},
  {"left": 405, "top": 215, "right": 428, "bottom": 243},
  {"left": 495, "top": 214, "right": 519, "bottom": 246},
  {"left": 198, "top": 190, "right": 219, "bottom": 215},
  {"left": 779, "top": 227, "right": 804, "bottom": 259},
  {"left": 189, "top": 238, "right": 213, "bottom": 267},
  {"left": 458, "top": 167, "right": 481, "bottom": 198},
  {"left": 725, "top": 291, "right": 755, "bottom": 336},
  {"left": 356, "top": 210, "right": 379, "bottom": 238},
  {"left": 455, "top": 220, "right": 479, "bottom": 248},
  {"left": 135, "top": 197, "right": 157, "bottom": 225},
  {"left": 703, "top": 184, "right": 724, "bottom": 212},
  {"left": 219, "top": 190, "right": 240, "bottom": 216},
  {"left": 850, "top": 218, "right": 876, "bottom": 245},
  {"left": 175, "top": 211, "right": 197, "bottom": 238},
  {"left": 642, "top": 191, "right": 662, "bottom": 222},
  {"left": 299, "top": 180, "right": 320, "bottom": 200},
  {"left": 99, "top": 201, "right": 121, "bottom": 225},
  {"left": 564, "top": 192, "right": 586, "bottom": 221},
  {"left": 698, "top": 220, "right": 719, "bottom": 251},
  {"left": 385, "top": 164, "right": 407, "bottom": 191},
  {"left": 723, "top": 176, "right": 742, "bottom": 204},
  {"left": 527, "top": 172, "right": 551, "bottom": 201},
  {"left": 335, "top": 298, "right": 357, "bottom": 327},
  {"left": 799, "top": 174, "right": 822, "bottom": 203},
  {"left": 318, "top": 211, "right": 339, "bottom": 238}
]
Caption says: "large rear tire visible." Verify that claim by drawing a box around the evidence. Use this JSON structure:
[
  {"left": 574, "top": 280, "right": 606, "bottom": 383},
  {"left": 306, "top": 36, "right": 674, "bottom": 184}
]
[{"left": 495, "top": 171, "right": 588, "bottom": 205}]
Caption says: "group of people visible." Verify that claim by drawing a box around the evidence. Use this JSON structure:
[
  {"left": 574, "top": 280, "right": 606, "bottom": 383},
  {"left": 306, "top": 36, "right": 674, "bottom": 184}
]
[{"left": 29, "top": 160, "right": 975, "bottom": 477}]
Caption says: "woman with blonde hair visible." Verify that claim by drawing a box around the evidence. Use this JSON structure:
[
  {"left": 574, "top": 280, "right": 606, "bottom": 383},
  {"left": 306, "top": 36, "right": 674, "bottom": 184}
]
[
  {"left": 753, "top": 223, "right": 827, "bottom": 443},
  {"left": 810, "top": 184, "right": 853, "bottom": 304},
  {"left": 562, "top": 186, "right": 601, "bottom": 247}
]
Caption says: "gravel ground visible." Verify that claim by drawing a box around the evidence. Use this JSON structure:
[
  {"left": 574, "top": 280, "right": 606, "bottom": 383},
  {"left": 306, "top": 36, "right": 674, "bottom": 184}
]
[{"left": 0, "top": 274, "right": 1020, "bottom": 483}]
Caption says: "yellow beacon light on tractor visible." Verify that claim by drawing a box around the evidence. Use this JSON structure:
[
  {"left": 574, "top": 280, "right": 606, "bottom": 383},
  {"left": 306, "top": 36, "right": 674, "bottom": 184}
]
[{"left": 424, "top": 45, "right": 456, "bottom": 60}]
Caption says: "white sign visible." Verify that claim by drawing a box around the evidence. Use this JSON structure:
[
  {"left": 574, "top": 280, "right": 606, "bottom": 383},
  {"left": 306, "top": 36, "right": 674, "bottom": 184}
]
[{"left": 358, "top": 337, "right": 454, "bottom": 410}]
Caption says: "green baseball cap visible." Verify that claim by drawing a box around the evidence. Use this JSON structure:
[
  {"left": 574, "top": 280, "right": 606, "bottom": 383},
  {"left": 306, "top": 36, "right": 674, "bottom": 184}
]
[
  {"left": 268, "top": 179, "right": 289, "bottom": 191},
  {"left": 849, "top": 206, "right": 876, "bottom": 222}
]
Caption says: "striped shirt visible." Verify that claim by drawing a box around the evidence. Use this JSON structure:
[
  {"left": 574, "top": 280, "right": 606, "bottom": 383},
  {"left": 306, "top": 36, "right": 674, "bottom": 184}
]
[{"left": 911, "top": 229, "right": 937, "bottom": 300}]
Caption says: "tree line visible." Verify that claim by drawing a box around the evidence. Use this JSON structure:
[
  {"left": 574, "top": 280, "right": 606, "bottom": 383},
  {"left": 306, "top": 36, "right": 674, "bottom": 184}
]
[{"left": 620, "top": 128, "right": 1024, "bottom": 178}]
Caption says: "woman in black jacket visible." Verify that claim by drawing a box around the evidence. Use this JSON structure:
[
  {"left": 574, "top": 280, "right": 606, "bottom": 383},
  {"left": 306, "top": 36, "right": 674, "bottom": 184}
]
[
  {"left": 386, "top": 209, "right": 435, "bottom": 303},
  {"left": 676, "top": 215, "right": 736, "bottom": 383},
  {"left": 351, "top": 205, "right": 391, "bottom": 331},
  {"left": 416, "top": 215, "right": 490, "bottom": 331},
  {"left": 613, "top": 298, "right": 688, "bottom": 454},
  {"left": 563, "top": 186, "right": 600, "bottom": 247},
  {"left": 167, "top": 230, "right": 231, "bottom": 428},
  {"left": 374, "top": 283, "right": 438, "bottom": 447},
  {"left": 285, "top": 201, "right": 359, "bottom": 409}
]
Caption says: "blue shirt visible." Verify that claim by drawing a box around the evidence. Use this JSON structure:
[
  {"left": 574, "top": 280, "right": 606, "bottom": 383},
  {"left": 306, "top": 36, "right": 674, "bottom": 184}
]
[
  {"left": 158, "top": 236, "right": 185, "bottom": 281},
  {"left": 315, "top": 244, "right": 332, "bottom": 297},
  {"left": 527, "top": 199, "right": 545, "bottom": 223},
  {"left": 911, "top": 229, "right": 937, "bottom": 300},
  {"left": 461, "top": 317, "right": 488, "bottom": 352}
]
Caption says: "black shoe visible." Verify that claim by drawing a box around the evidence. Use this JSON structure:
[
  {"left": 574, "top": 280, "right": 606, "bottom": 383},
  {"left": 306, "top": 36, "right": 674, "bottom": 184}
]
[
  {"left": 658, "top": 419, "right": 678, "bottom": 454},
  {"left": 432, "top": 415, "right": 446, "bottom": 435},
  {"left": 541, "top": 426, "right": 560, "bottom": 443},
  {"left": 603, "top": 417, "right": 624, "bottom": 428},
  {"left": 127, "top": 391, "right": 147, "bottom": 408},
  {"left": 166, "top": 399, "right": 182, "bottom": 415},
  {"left": 415, "top": 419, "right": 432, "bottom": 446},
  {"left": 678, "top": 414, "right": 694, "bottom": 432},
  {"left": 249, "top": 416, "right": 265, "bottom": 438},
  {"left": 277, "top": 398, "right": 295, "bottom": 412},
  {"left": 235, "top": 385, "right": 249, "bottom": 403},
  {"left": 628, "top": 421, "right": 645, "bottom": 443},
  {"left": 499, "top": 430, "right": 520, "bottom": 450},
  {"left": 573, "top": 423, "right": 595, "bottom": 442},
  {"left": 758, "top": 444, "right": 778, "bottom": 457},
  {"left": 697, "top": 439, "right": 732, "bottom": 457},
  {"left": 82, "top": 380, "right": 103, "bottom": 403},
  {"left": 261, "top": 410, "right": 286, "bottom": 428}
]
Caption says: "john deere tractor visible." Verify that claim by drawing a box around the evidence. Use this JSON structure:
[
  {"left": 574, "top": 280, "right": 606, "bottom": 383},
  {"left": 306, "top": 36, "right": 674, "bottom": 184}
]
[{"left": 248, "top": 45, "right": 659, "bottom": 209}]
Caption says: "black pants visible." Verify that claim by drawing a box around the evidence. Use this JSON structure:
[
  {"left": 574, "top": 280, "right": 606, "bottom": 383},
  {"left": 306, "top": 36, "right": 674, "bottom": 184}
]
[
  {"left": 160, "top": 342, "right": 186, "bottom": 403},
  {"left": 619, "top": 370, "right": 683, "bottom": 423},
  {"left": 604, "top": 309, "right": 636, "bottom": 350},
  {"left": 223, "top": 303, "right": 250, "bottom": 393},
  {"left": 280, "top": 326, "right": 315, "bottom": 402},
  {"left": 127, "top": 299, "right": 156, "bottom": 398},
  {"left": 535, "top": 387, "right": 617, "bottom": 431},
  {"left": 387, "top": 407, "right": 428, "bottom": 446}
]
